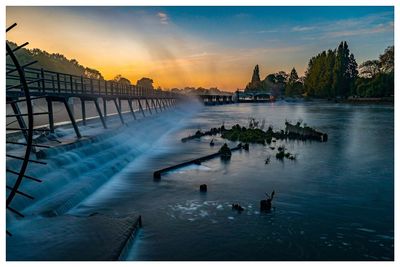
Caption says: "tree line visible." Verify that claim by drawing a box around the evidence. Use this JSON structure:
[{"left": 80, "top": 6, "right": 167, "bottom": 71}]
[
  {"left": 303, "top": 42, "right": 393, "bottom": 98},
  {"left": 245, "top": 42, "right": 394, "bottom": 98},
  {"left": 7, "top": 40, "right": 104, "bottom": 80},
  {"left": 6, "top": 40, "right": 153, "bottom": 88}
]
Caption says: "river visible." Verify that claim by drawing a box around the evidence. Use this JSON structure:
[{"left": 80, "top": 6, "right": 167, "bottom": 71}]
[
  {"left": 69, "top": 101, "right": 394, "bottom": 260},
  {"left": 6, "top": 100, "right": 394, "bottom": 260}
]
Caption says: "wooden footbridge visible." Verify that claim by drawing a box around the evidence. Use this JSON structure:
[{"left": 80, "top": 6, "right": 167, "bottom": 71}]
[{"left": 7, "top": 64, "right": 179, "bottom": 139}]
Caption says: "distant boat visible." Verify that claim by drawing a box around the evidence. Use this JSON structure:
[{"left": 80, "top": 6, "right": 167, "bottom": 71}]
[{"left": 210, "top": 139, "right": 215, "bottom": 146}]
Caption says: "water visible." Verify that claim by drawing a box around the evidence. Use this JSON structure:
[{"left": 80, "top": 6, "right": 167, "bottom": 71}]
[{"left": 7, "top": 101, "right": 394, "bottom": 260}]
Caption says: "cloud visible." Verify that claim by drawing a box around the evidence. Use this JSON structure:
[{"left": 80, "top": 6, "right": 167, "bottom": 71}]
[
  {"left": 157, "top": 12, "right": 169, "bottom": 25},
  {"left": 326, "top": 21, "right": 393, "bottom": 38},
  {"left": 295, "top": 11, "right": 394, "bottom": 41},
  {"left": 291, "top": 26, "right": 315, "bottom": 32}
]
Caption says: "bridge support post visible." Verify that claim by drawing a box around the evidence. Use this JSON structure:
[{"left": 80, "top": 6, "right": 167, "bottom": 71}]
[
  {"left": 113, "top": 98, "right": 125, "bottom": 125},
  {"left": 81, "top": 99, "right": 86, "bottom": 126},
  {"left": 145, "top": 99, "right": 152, "bottom": 115},
  {"left": 118, "top": 98, "right": 122, "bottom": 112},
  {"left": 94, "top": 99, "right": 107, "bottom": 129},
  {"left": 10, "top": 101, "right": 29, "bottom": 141},
  {"left": 128, "top": 99, "right": 137, "bottom": 120},
  {"left": 45, "top": 97, "right": 55, "bottom": 133},
  {"left": 138, "top": 99, "right": 145, "bottom": 118},
  {"left": 103, "top": 98, "right": 107, "bottom": 120},
  {"left": 151, "top": 99, "right": 159, "bottom": 113},
  {"left": 161, "top": 99, "right": 167, "bottom": 110},
  {"left": 63, "top": 98, "right": 81, "bottom": 138},
  {"left": 158, "top": 99, "right": 163, "bottom": 110}
]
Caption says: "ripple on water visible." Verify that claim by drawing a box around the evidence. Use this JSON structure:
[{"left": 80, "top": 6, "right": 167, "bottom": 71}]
[{"left": 357, "top": 228, "right": 376, "bottom": 233}]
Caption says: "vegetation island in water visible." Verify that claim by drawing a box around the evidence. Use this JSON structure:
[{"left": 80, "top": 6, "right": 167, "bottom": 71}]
[{"left": 182, "top": 119, "right": 328, "bottom": 145}]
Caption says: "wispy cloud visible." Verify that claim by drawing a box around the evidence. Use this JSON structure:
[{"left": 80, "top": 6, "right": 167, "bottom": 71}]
[
  {"left": 157, "top": 12, "right": 169, "bottom": 25},
  {"left": 297, "top": 11, "right": 394, "bottom": 40},
  {"left": 326, "top": 23, "right": 393, "bottom": 38},
  {"left": 292, "top": 26, "right": 315, "bottom": 32}
]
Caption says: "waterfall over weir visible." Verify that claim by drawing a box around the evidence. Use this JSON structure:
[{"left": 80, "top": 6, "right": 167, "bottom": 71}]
[{"left": 6, "top": 100, "right": 202, "bottom": 229}]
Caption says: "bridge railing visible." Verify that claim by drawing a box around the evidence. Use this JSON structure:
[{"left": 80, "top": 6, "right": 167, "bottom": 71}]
[{"left": 6, "top": 64, "right": 175, "bottom": 99}]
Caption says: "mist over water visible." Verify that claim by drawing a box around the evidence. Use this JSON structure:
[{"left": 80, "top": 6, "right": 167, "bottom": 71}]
[{"left": 7, "top": 101, "right": 394, "bottom": 260}]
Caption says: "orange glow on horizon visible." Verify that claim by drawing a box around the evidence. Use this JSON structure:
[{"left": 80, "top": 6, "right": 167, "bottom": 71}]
[{"left": 6, "top": 6, "right": 307, "bottom": 92}]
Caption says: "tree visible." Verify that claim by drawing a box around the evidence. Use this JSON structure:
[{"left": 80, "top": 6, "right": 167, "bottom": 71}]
[
  {"left": 288, "top": 68, "right": 299, "bottom": 83},
  {"left": 354, "top": 46, "right": 394, "bottom": 97},
  {"left": 113, "top": 74, "right": 131, "bottom": 85},
  {"left": 6, "top": 40, "right": 106, "bottom": 78},
  {"left": 359, "top": 60, "right": 381, "bottom": 78},
  {"left": 245, "top": 64, "right": 263, "bottom": 92},
  {"left": 285, "top": 68, "right": 304, "bottom": 97},
  {"left": 304, "top": 41, "right": 357, "bottom": 97},
  {"left": 84, "top": 68, "right": 104, "bottom": 80},
  {"left": 379, "top": 46, "right": 394, "bottom": 73},
  {"left": 137, "top": 77, "right": 154, "bottom": 89},
  {"left": 251, "top": 64, "right": 261, "bottom": 83}
]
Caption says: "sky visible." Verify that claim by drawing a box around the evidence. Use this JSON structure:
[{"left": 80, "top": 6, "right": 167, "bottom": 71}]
[{"left": 6, "top": 6, "right": 394, "bottom": 91}]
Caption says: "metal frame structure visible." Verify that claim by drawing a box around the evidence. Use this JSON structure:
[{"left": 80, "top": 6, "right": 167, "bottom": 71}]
[{"left": 6, "top": 23, "right": 49, "bottom": 236}]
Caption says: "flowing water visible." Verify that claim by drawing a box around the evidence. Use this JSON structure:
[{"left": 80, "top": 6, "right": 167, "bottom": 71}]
[{"left": 7, "top": 101, "right": 394, "bottom": 260}]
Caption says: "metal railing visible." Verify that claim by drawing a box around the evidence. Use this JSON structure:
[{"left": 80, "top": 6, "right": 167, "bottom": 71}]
[{"left": 6, "top": 64, "right": 176, "bottom": 99}]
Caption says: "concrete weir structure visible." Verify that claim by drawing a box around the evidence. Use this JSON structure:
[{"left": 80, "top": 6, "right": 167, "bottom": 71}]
[{"left": 6, "top": 99, "right": 202, "bottom": 260}]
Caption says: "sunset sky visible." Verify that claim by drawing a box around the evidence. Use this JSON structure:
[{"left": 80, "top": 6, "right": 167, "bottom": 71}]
[{"left": 6, "top": 6, "right": 394, "bottom": 91}]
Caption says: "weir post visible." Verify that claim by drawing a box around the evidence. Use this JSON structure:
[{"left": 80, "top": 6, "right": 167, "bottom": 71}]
[
  {"left": 151, "top": 98, "right": 159, "bottom": 113},
  {"left": 81, "top": 99, "right": 86, "bottom": 126},
  {"left": 63, "top": 98, "right": 81, "bottom": 138},
  {"left": 10, "top": 101, "right": 29, "bottom": 141},
  {"left": 94, "top": 99, "right": 107, "bottom": 129},
  {"left": 161, "top": 99, "right": 167, "bottom": 110},
  {"left": 103, "top": 98, "right": 107, "bottom": 120},
  {"left": 128, "top": 99, "right": 137, "bottom": 120},
  {"left": 113, "top": 98, "right": 125, "bottom": 125},
  {"left": 145, "top": 99, "right": 152, "bottom": 115},
  {"left": 45, "top": 97, "right": 54, "bottom": 133},
  {"left": 138, "top": 99, "right": 145, "bottom": 118}
]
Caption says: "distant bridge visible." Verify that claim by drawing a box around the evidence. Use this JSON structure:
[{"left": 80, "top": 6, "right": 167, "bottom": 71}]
[
  {"left": 197, "top": 94, "right": 234, "bottom": 105},
  {"left": 235, "top": 90, "right": 274, "bottom": 103},
  {"left": 196, "top": 90, "right": 274, "bottom": 105}
]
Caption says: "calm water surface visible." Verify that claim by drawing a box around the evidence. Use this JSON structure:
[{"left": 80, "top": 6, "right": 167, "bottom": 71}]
[{"left": 73, "top": 101, "right": 394, "bottom": 260}]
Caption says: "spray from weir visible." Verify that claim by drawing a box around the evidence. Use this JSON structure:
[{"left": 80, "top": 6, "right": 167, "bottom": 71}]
[{"left": 6, "top": 99, "right": 203, "bottom": 228}]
